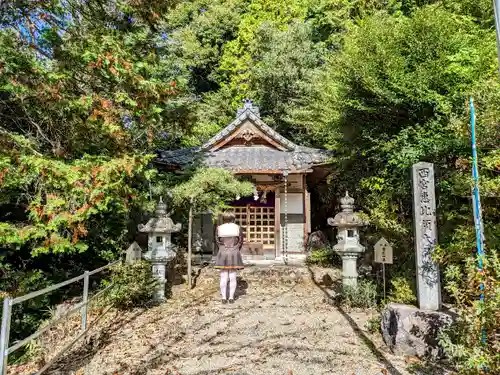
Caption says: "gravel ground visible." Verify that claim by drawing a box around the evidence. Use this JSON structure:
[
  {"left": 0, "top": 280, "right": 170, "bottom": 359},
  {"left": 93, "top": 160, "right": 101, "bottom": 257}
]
[{"left": 13, "top": 266, "right": 414, "bottom": 375}]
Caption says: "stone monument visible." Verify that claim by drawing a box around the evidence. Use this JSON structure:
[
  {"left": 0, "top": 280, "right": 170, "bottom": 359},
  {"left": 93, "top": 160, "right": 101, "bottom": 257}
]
[
  {"left": 138, "top": 198, "right": 182, "bottom": 301},
  {"left": 380, "top": 163, "right": 453, "bottom": 359},
  {"left": 328, "top": 191, "right": 368, "bottom": 287},
  {"left": 412, "top": 162, "right": 441, "bottom": 310}
]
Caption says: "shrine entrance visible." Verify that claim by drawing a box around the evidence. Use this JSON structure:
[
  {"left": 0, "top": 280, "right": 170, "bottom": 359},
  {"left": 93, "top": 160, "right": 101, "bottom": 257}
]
[
  {"left": 225, "top": 192, "right": 277, "bottom": 259},
  {"left": 158, "top": 99, "right": 332, "bottom": 264}
]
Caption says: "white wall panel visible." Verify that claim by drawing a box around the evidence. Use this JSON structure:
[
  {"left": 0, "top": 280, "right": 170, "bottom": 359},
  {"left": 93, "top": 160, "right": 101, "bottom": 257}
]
[{"left": 280, "top": 193, "right": 303, "bottom": 214}]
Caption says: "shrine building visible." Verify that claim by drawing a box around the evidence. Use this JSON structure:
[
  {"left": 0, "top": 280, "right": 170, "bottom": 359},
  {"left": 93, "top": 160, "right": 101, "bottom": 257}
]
[{"left": 156, "top": 100, "right": 332, "bottom": 263}]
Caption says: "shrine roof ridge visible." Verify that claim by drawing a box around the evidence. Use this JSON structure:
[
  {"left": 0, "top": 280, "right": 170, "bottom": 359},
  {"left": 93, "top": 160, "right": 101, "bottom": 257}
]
[
  {"left": 155, "top": 99, "right": 333, "bottom": 171},
  {"left": 201, "top": 100, "right": 297, "bottom": 151}
]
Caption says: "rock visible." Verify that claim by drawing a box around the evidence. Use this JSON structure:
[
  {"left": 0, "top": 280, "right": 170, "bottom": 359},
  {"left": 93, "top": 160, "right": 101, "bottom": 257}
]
[
  {"left": 381, "top": 303, "right": 457, "bottom": 359},
  {"left": 53, "top": 297, "right": 81, "bottom": 320},
  {"left": 321, "top": 273, "right": 334, "bottom": 287},
  {"left": 307, "top": 230, "right": 329, "bottom": 251}
]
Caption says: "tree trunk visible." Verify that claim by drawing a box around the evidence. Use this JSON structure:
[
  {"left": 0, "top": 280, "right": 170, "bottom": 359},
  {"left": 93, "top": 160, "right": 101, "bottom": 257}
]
[{"left": 187, "top": 202, "right": 193, "bottom": 289}]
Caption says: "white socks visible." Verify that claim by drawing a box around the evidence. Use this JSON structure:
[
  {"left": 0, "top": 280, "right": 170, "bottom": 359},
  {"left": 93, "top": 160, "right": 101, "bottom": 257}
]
[
  {"left": 220, "top": 271, "right": 237, "bottom": 300},
  {"left": 220, "top": 270, "right": 228, "bottom": 299},
  {"left": 228, "top": 271, "right": 237, "bottom": 300}
]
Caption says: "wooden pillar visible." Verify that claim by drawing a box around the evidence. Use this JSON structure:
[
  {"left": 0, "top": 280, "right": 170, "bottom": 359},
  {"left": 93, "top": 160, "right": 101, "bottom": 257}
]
[
  {"left": 245, "top": 203, "right": 250, "bottom": 244},
  {"left": 187, "top": 203, "right": 193, "bottom": 289},
  {"left": 303, "top": 174, "right": 311, "bottom": 249}
]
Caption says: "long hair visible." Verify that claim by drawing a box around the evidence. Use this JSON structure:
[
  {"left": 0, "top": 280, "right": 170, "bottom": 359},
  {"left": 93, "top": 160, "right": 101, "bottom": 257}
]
[{"left": 221, "top": 211, "right": 236, "bottom": 224}]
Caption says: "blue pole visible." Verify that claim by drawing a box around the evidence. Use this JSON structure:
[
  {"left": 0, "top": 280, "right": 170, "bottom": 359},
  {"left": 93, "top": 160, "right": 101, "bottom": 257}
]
[
  {"left": 469, "top": 98, "right": 487, "bottom": 349},
  {"left": 494, "top": 0, "right": 500, "bottom": 74}
]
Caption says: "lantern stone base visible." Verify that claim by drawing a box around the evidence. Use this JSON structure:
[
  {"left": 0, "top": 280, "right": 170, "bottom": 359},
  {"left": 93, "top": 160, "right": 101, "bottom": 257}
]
[
  {"left": 339, "top": 253, "right": 360, "bottom": 287},
  {"left": 153, "top": 282, "right": 167, "bottom": 302},
  {"left": 151, "top": 262, "right": 167, "bottom": 302},
  {"left": 334, "top": 243, "right": 365, "bottom": 289}
]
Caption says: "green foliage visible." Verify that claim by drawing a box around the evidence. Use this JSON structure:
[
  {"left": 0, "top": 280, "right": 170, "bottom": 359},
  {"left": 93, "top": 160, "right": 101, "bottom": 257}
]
[
  {"left": 388, "top": 276, "right": 417, "bottom": 305},
  {"left": 438, "top": 252, "right": 500, "bottom": 374},
  {"left": 102, "top": 261, "right": 157, "bottom": 309},
  {"left": 171, "top": 168, "right": 254, "bottom": 216},
  {"left": 338, "top": 280, "right": 378, "bottom": 309},
  {"left": 0, "top": 0, "right": 184, "bottom": 257},
  {"left": 217, "top": 0, "right": 310, "bottom": 101},
  {"left": 0, "top": 266, "right": 51, "bottom": 361},
  {"left": 364, "top": 314, "right": 381, "bottom": 334},
  {"left": 0, "top": 0, "right": 192, "bottom": 347},
  {"left": 0, "top": 154, "right": 153, "bottom": 255},
  {"left": 306, "top": 247, "right": 341, "bottom": 267},
  {"left": 248, "top": 21, "right": 325, "bottom": 137},
  {"left": 1, "top": 0, "right": 499, "bottom": 367}
]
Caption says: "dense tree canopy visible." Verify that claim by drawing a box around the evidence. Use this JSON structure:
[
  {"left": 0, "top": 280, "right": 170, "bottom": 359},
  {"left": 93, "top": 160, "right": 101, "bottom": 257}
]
[{"left": 0, "top": 0, "right": 498, "bottom": 371}]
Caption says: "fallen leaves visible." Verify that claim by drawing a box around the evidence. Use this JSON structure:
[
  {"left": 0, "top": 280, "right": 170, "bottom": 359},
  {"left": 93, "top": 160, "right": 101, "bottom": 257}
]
[{"left": 8, "top": 267, "right": 412, "bottom": 375}]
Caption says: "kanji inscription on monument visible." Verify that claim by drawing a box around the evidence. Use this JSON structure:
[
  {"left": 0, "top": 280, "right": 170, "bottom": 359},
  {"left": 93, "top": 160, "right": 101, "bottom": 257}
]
[{"left": 412, "top": 162, "right": 441, "bottom": 310}]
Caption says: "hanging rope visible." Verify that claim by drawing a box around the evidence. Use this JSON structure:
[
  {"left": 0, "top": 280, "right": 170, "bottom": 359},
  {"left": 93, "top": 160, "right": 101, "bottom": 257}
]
[{"left": 283, "top": 170, "right": 289, "bottom": 265}]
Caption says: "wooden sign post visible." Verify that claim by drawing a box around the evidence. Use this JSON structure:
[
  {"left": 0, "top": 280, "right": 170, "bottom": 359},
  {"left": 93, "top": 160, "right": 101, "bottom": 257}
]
[{"left": 374, "top": 237, "right": 393, "bottom": 301}]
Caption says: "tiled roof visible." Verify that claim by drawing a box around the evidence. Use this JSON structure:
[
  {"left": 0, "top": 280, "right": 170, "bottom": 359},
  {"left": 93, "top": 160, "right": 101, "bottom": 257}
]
[
  {"left": 156, "top": 99, "right": 332, "bottom": 171},
  {"left": 156, "top": 145, "right": 331, "bottom": 171}
]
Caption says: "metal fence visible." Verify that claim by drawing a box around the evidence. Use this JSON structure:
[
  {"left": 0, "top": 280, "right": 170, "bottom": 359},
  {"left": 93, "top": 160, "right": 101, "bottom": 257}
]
[{"left": 0, "top": 260, "right": 121, "bottom": 375}]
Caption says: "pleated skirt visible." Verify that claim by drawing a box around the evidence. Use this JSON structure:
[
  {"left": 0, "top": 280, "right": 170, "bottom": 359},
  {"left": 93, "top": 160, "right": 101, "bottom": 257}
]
[{"left": 214, "top": 246, "right": 245, "bottom": 270}]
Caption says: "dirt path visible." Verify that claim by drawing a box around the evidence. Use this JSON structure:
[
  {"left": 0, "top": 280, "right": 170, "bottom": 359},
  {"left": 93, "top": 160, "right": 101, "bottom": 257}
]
[{"left": 26, "top": 266, "right": 412, "bottom": 375}]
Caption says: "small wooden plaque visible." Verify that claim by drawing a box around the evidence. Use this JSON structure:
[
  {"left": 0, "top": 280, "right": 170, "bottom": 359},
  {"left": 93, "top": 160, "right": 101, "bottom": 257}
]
[{"left": 374, "top": 237, "right": 393, "bottom": 264}]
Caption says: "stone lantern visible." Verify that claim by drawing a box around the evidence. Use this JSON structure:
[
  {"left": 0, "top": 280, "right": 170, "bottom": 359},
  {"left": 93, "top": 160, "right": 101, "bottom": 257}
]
[
  {"left": 138, "top": 198, "right": 181, "bottom": 301},
  {"left": 327, "top": 191, "right": 368, "bottom": 288}
]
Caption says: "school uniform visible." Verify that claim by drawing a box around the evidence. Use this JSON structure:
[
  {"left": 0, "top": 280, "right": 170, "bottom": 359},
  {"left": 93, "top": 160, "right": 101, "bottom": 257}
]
[{"left": 214, "top": 223, "right": 245, "bottom": 270}]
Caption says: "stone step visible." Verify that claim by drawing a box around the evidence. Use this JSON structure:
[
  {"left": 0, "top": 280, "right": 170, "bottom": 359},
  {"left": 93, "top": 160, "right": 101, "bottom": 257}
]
[
  {"left": 191, "top": 253, "right": 307, "bottom": 266},
  {"left": 191, "top": 264, "right": 341, "bottom": 288},
  {"left": 194, "top": 264, "right": 305, "bottom": 283}
]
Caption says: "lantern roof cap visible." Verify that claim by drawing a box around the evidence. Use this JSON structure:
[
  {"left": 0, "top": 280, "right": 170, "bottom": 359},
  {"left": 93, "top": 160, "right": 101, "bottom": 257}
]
[
  {"left": 138, "top": 198, "right": 182, "bottom": 233},
  {"left": 327, "top": 191, "right": 367, "bottom": 228}
]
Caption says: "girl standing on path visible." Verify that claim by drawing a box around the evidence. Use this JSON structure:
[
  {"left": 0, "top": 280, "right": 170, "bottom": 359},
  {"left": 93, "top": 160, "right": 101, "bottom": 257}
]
[{"left": 214, "top": 211, "right": 245, "bottom": 304}]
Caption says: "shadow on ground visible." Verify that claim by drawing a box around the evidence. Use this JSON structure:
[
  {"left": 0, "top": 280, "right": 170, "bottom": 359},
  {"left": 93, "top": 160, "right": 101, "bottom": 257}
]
[
  {"left": 306, "top": 266, "right": 404, "bottom": 375},
  {"left": 45, "top": 283, "right": 220, "bottom": 374},
  {"left": 46, "top": 267, "right": 414, "bottom": 375},
  {"left": 190, "top": 263, "right": 209, "bottom": 289},
  {"left": 45, "top": 307, "right": 149, "bottom": 374},
  {"left": 123, "top": 284, "right": 301, "bottom": 375},
  {"left": 406, "top": 361, "right": 453, "bottom": 375}
]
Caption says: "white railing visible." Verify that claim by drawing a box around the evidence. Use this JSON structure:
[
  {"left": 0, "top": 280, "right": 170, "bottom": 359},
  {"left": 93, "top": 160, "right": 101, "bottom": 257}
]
[{"left": 0, "top": 260, "right": 121, "bottom": 375}]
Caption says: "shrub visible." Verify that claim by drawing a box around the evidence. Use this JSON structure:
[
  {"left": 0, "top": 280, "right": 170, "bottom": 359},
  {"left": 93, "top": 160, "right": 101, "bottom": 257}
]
[
  {"left": 388, "top": 276, "right": 417, "bottom": 305},
  {"left": 338, "top": 279, "right": 378, "bottom": 309},
  {"left": 364, "top": 314, "right": 381, "bottom": 334},
  {"left": 0, "top": 268, "right": 52, "bottom": 362},
  {"left": 101, "top": 261, "right": 157, "bottom": 309},
  {"left": 438, "top": 252, "right": 500, "bottom": 374},
  {"left": 306, "top": 247, "right": 341, "bottom": 267}
]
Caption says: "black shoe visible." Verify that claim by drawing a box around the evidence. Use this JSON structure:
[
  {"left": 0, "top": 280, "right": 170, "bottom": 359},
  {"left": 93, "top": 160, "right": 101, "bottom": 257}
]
[
  {"left": 221, "top": 299, "right": 228, "bottom": 304},
  {"left": 228, "top": 299, "right": 235, "bottom": 304}
]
